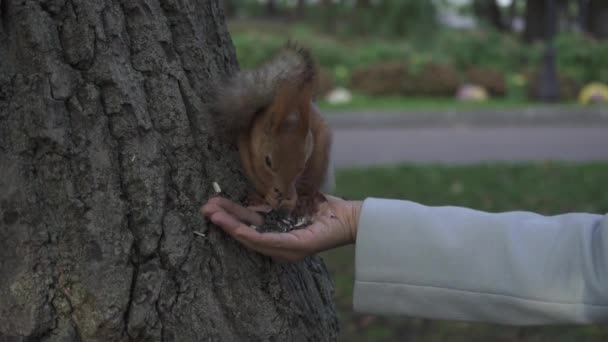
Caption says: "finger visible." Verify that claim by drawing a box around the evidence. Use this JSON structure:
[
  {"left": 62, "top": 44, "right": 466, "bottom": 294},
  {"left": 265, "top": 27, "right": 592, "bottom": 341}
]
[
  {"left": 213, "top": 211, "right": 312, "bottom": 250},
  {"left": 201, "top": 203, "right": 222, "bottom": 218},
  {"left": 210, "top": 211, "right": 262, "bottom": 242},
  {"left": 207, "top": 197, "right": 264, "bottom": 226},
  {"left": 247, "top": 205, "right": 272, "bottom": 213},
  {"left": 209, "top": 211, "right": 279, "bottom": 256},
  {"left": 210, "top": 211, "right": 303, "bottom": 259},
  {"left": 209, "top": 211, "right": 303, "bottom": 253}
]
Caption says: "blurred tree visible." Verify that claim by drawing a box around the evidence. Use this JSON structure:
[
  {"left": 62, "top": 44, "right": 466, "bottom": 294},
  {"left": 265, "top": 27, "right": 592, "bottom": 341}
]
[
  {"left": 472, "top": 0, "right": 508, "bottom": 31},
  {"left": 362, "top": 0, "right": 437, "bottom": 39},
  {"left": 559, "top": 0, "right": 576, "bottom": 31},
  {"left": 587, "top": 0, "right": 608, "bottom": 39},
  {"left": 266, "top": 0, "right": 277, "bottom": 16},
  {"left": 291, "top": 0, "right": 307, "bottom": 19},
  {"left": 524, "top": 0, "right": 549, "bottom": 42},
  {"left": 320, "top": 0, "right": 337, "bottom": 32},
  {"left": 538, "top": 0, "right": 560, "bottom": 102},
  {"left": 524, "top": 0, "right": 608, "bottom": 40},
  {"left": 357, "top": 0, "right": 371, "bottom": 8},
  {"left": 507, "top": 0, "right": 519, "bottom": 31},
  {"left": 579, "top": 0, "right": 590, "bottom": 32},
  {"left": 296, "top": 0, "right": 306, "bottom": 16}
]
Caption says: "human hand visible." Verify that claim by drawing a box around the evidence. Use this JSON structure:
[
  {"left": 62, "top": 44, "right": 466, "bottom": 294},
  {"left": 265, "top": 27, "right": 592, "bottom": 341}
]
[{"left": 200, "top": 195, "right": 362, "bottom": 262}]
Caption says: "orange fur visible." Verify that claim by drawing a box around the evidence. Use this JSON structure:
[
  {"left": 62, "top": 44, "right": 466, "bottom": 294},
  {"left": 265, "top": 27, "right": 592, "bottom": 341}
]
[{"left": 211, "top": 42, "right": 332, "bottom": 215}]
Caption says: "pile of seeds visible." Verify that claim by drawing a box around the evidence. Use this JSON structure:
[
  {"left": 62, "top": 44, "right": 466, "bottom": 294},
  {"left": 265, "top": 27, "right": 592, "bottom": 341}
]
[
  {"left": 255, "top": 209, "right": 312, "bottom": 233},
  {"left": 210, "top": 181, "right": 312, "bottom": 233}
]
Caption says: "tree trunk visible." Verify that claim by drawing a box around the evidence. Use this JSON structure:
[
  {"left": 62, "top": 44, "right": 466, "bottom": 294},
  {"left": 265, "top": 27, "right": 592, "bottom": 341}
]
[
  {"left": 293, "top": 0, "right": 306, "bottom": 19},
  {"left": 578, "top": 0, "right": 590, "bottom": 33},
  {"left": 473, "top": 0, "right": 507, "bottom": 31},
  {"left": 320, "top": 0, "right": 336, "bottom": 33},
  {"left": 507, "top": 0, "right": 518, "bottom": 31},
  {"left": 356, "top": 0, "right": 371, "bottom": 8},
  {"left": 524, "top": 0, "right": 548, "bottom": 42},
  {"left": 0, "top": 0, "right": 339, "bottom": 341},
  {"left": 588, "top": 0, "right": 608, "bottom": 39},
  {"left": 266, "top": 0, "right": 277, "bottom": 17}
]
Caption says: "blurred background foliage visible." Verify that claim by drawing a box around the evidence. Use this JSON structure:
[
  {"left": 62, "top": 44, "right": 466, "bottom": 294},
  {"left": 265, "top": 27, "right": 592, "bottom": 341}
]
[{"left": 223, "top": 0, "right": 608, "bottom": 105}]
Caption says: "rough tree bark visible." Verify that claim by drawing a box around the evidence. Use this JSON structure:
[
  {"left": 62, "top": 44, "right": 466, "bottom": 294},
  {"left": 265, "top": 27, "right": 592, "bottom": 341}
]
[{"left": 0, "top": 0, "right": 339, "bottom": 341}]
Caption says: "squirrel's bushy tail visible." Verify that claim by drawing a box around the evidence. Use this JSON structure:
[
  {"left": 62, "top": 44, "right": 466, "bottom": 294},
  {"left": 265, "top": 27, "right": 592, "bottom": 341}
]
[{"left": 210, "top": 41, "right": 318, "bottom": 140}]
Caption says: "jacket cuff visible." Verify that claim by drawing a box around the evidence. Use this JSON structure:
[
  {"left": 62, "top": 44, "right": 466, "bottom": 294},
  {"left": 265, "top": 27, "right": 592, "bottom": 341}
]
[{"left": 353, "top": 197, "right": 418, "bottom": 315}]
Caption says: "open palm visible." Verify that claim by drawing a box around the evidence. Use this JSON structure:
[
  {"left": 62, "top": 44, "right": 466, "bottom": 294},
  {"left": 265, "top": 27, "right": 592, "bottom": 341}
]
[{"left": 201, "top": 195, "right": 361, "bottom": 262}]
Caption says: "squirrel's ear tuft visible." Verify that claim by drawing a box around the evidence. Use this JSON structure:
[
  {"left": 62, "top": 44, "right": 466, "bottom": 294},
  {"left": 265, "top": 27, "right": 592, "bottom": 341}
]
[{"left": 265, "top": 41, "right": 317, "bottom": 134}]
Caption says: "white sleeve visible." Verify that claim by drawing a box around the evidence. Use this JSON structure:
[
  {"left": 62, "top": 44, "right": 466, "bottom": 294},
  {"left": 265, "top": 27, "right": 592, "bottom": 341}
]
[{"left": 353, "top": 198, "right": 608, "bottom": 325}]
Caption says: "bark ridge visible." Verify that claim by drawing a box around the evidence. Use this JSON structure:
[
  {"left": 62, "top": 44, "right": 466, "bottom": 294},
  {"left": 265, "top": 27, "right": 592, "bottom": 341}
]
[{"left": 0, "top": 0, "right": 338, "bottom": 341}]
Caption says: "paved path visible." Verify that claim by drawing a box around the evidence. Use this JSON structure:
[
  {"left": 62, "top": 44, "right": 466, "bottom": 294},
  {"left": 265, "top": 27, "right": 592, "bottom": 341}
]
[
  {"left": 325, "top": 106, "right": 608, "bottom": 127},
  {"left": 331, "top": 124, "right": 608, "bottom": 167}
]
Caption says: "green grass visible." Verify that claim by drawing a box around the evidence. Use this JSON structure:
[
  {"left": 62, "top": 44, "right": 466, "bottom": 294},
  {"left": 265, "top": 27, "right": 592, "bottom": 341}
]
[{"left": 322, "top": 162, "right": 608, "bottom": 342}]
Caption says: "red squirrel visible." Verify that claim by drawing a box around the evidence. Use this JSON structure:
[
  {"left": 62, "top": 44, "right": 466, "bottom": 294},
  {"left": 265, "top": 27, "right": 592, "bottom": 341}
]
[{"left": 211, "top": 42, "right": 332, "bottom": 216}]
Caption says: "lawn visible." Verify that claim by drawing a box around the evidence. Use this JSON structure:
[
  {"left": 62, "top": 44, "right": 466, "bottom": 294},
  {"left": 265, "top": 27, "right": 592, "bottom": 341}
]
[{"left": 322, "top": 162, "right": 608, "bottom": 342}]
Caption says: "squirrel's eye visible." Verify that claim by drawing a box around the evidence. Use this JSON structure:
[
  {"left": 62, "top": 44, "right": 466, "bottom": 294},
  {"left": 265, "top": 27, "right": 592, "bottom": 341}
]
[{"left": 265, "top": 155, "right": 272, "bottom": 168}]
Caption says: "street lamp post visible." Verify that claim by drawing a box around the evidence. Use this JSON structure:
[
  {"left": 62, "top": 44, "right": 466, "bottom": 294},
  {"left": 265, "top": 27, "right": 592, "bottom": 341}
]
[{"left": 539, "top": 0, "right": 560, "bottom": 102}]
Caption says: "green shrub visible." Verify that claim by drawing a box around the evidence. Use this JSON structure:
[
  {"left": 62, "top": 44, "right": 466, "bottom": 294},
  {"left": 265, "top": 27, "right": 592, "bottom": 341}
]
[
  {"left": 527, "top": 33, "right": 608, "bottom": 85},
  {"left": 406, "top": 63, "right": 462, "bottom": 97},
  {"left": 466, "top": 67, "right": 507, "bottom": 97},
  {"left": 432, "top": 29, "right": 526, "bottom": 73},
  {"left": 318, "top": 0, "right": 438, "bottom": 40},
  {"left": 314, "top": 67, "right": 335, "bottom": 98},
  {"left": 525, "top": 70, "right": 581, "bottom": 101},
  {"left": 231, "top": 34, "right": 284, "bottom": 68},
  {"left": 231, "top": 29, "right": 410, "bottom": 86},
  {"left": 372, "top": 0, "right": 438, "bottom": 40},
  {"left": 229, "top": 21, "right": 607, "bottom": 101},
  {"left": 349, "top": 62, "right": 409, "bottom": 96}
]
